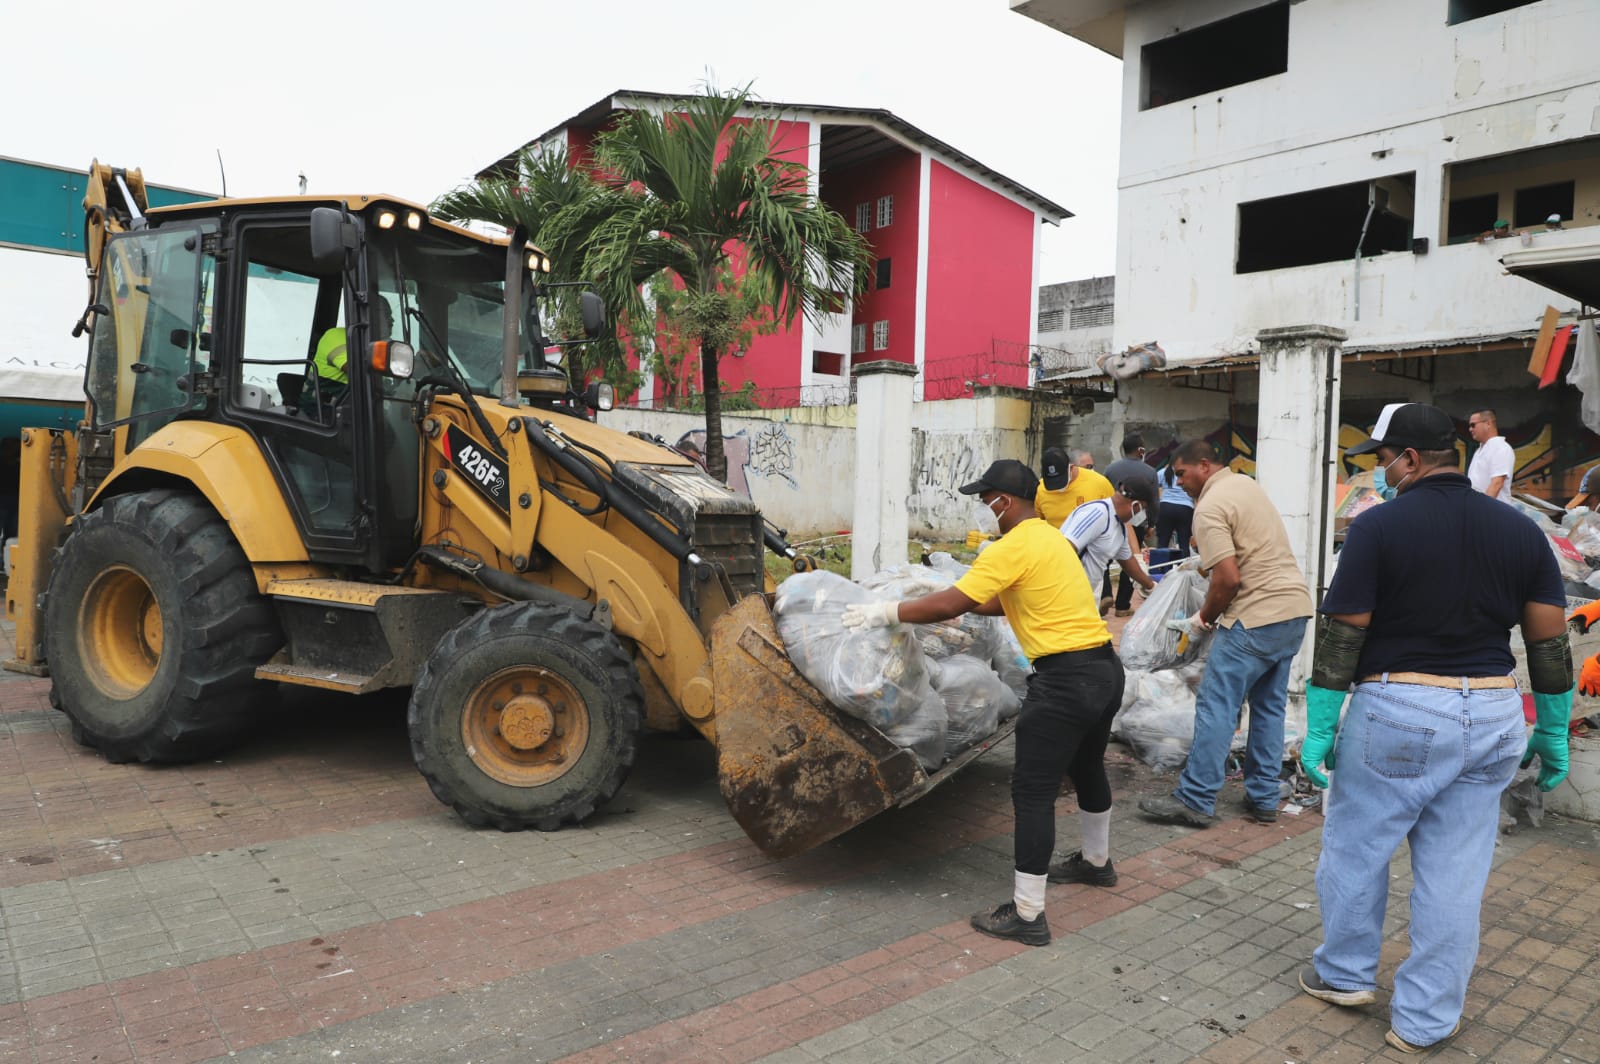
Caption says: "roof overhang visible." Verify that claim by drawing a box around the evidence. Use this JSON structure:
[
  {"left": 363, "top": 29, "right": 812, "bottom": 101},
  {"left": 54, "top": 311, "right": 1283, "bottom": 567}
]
[
  {"left": 1010, "top": 0, "right": 1128, "bottom": 58},
  {"left": 1501, "top": 230, "right": 1600, "bottom": 307}
]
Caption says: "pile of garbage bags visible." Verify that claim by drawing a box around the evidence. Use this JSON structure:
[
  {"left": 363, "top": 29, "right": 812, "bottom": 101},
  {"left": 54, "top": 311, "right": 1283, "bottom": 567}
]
[{"left": 773, "top": 565, "right": 1022, "bottom": 772}]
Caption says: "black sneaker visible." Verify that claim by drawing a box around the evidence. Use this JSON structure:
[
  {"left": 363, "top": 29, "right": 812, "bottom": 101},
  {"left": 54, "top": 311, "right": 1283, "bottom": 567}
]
[
  {"left": 1386, "top": 1020, "right": 1462, "bottom": 1054},
  {"left": 1243, "top": 802, "right": 1279, "bottom": 824},
  {"left": 970, "top": 902, "right": 1051, "bottom": 946},
  {"left": 1137, "top": 795, "right": 1217, "bottom": 828},
  {"left": 1297, "top": 965, "right": 1376, "bottom": 1007},
  {"left": 1047, "top": 851, "right": 1119, "bottom": 887}
]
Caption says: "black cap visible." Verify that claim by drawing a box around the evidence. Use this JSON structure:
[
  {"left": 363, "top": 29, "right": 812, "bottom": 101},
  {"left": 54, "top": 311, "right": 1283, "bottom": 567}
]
[
  {"left": 1345, "top": 403, "right": 1457, "bottom": 456},
  {"left": 1040, "top": 447, "right": 1071, "bottom": 490},
  {"left": 959, "top": 459, "right": 1039, "bottom": 500}
]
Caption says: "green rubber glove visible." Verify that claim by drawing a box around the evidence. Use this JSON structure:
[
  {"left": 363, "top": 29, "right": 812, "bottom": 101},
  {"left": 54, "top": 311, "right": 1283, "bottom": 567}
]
[
  {"left": 1301, "top": 684, "right": 1348, "bottom": 789},
  {"left": 1523, "top": 689, "right": 1573, "bottom": 792}
]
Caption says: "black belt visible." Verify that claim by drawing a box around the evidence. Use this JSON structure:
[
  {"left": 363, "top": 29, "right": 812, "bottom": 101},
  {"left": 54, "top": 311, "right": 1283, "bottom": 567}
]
[{"left": 1033, "top": 642, "right": 1115, "bottom": 669}]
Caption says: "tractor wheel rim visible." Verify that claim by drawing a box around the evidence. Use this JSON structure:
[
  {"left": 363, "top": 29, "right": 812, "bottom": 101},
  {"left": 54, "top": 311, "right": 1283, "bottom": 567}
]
[
  {"left": 462, "top": 667, "right": 590, "bottom": 787},
  {"left": 80, "top": 566, "right": 162, "bottom": 698}
]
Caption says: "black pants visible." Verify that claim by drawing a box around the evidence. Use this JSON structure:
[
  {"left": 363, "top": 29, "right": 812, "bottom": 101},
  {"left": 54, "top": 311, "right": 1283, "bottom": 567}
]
[
  {"left": 1157, "top": 504, "right": 1193, "bottom": 559},
  {"left": 1012, "top": 643, "right": 1126, "bottom": 875}
]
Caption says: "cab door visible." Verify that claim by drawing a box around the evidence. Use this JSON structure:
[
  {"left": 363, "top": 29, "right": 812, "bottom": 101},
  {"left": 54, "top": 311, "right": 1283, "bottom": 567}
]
[{"left": 215, "top": 216, "right": 374, "bottom": 566}]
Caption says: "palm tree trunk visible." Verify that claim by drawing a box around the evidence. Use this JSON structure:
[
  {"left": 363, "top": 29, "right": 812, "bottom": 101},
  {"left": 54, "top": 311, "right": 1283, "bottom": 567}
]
[{"left": 700, "top": 338, "right": 727, "bottom": 483}]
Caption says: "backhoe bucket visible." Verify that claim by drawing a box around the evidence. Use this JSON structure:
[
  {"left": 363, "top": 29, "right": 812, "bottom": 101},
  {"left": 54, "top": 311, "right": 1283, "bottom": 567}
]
[{"left": 710, "top": 595, "right": 924, "bottom": 858}]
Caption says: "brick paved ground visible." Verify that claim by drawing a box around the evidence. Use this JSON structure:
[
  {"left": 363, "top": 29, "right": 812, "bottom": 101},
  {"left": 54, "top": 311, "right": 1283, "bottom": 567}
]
[{"left": 3, "top": 616, "right": 1598, "bottom": 1064}]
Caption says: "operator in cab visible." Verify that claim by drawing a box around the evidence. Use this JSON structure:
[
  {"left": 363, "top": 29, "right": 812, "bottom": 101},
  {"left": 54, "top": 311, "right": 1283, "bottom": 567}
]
[{"left": 840, "top": 459, "right": 1123, "bottom": 947}]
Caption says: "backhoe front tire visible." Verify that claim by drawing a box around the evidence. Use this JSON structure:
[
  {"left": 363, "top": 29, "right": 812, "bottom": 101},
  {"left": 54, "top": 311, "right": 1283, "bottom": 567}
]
[
  {"left": 43, "top": 490, "right": 284, "bottom": 763},
  {"left": 408, "top": 602, "right": 644, "bottom": 832}
]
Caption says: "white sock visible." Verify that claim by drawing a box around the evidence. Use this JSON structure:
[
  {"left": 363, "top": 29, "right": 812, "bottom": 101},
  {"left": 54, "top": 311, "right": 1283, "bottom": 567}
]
[
  {"left": 1014, "top": 870, "right": 1048, "bottom": 921},
  {"left": 1079, "top": 808, "right": 1112, "bottom": 867}
]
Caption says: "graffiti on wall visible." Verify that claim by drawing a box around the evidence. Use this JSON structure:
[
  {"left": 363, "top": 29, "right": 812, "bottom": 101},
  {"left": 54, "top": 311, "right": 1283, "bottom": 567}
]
[
  {"left": 914, "top": 432, "right": 981, "bottom": 501},
  {"left": 676, "top": 422, "right": 801, "bottom": 498},
  {"left": 748, "top": 423, "right": 799, "bottom": 489}
]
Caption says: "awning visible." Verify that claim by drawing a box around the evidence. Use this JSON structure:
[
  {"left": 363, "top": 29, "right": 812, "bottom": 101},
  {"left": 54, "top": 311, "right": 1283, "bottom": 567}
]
[{"left": 1500, "top": 229, "right": 1600, "bottom": 307}]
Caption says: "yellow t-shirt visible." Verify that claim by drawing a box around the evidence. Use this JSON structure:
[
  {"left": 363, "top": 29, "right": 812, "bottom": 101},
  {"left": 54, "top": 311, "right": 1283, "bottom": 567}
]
[
  {"left": 1034, "top": 467, "right": 1114, "bottom": 529},
  {"left": 953, "top": 517, "right": 1109, "bottom": 662}
]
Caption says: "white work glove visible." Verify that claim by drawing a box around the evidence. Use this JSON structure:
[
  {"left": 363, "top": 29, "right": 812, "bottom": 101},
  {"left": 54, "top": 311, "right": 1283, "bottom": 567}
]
[
  {"left": 841, "top": 600, "right": 902, "bottom": 631},
  {"left": 1164, "top": 613, "right": 1213, "bottom": 637}
]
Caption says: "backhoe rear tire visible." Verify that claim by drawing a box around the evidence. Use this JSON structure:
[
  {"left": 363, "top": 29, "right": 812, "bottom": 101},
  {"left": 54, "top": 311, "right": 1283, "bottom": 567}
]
[
  {"left": 408, "top": 602, "right": 644, "bottom": 831},
  {"left": 43, "top": 490, "right": 284, "bottom": 763}
]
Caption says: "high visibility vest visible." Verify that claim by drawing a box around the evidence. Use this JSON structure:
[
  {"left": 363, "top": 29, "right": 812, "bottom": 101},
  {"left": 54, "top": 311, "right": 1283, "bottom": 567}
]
[{"left": 313, "top": 327, "right": 349, "bottom": 384}]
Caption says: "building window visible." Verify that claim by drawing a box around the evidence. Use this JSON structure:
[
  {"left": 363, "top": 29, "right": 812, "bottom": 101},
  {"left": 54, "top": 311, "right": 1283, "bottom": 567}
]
[
  {"left": 875, "top": 258, "right": 892, "bottom": 290},
  {"left": 1514, "top": 181, "right": 1575, "bottom": 228},
  {"left": 872, "top": 320, "right": 889, "bottom": 351},
  {"left": 851, "top": 323, "right": 867, "bottom": 354},
  {"left": 1037, "top": 308, "right": 1065, "bottom": 332},
  {"left": 1069, "top": 304, "right": 1114, "bottom": 329},
  {"left": 876, "top": 195, "right": 894, "bottom": 229},
  {"left": 1448, "top": 0, "right": 1540, "bottom": 25},
  {"left": 1236, "top": 173, "right": 1415, "bottom": 274},
  {"left": 1141, "top": 2, "right": 1289, "bottom": 110},
  {"left": 854, "top": 203, "right": 871, "bottom": 232},
  {"left": 812, "top": 351, "right": 845, "bottom": 376},
  {"left": 1446, "top": 193, "right": 1500, "bottom": 244},
  {"left": 1444, "top": 139, "right": 1599, "bottom": 243}
]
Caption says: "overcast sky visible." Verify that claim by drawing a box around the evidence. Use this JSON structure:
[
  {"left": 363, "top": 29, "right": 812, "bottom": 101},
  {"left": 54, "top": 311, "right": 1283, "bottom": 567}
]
[{"left": 5, "top": 0, "right": 1122, "bottom": 284}]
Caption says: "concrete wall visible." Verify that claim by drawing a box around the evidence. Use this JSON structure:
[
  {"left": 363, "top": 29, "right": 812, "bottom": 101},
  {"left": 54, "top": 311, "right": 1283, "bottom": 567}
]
[
  {"left": 1036, "top": 275, "right": 1115, "bottom": 377},
  {"left": 602, "top": 389, "right": 1101, "bottom": 540},
  {"left": 1106, "top": 0, "right": 1600, "bottom": 363}
]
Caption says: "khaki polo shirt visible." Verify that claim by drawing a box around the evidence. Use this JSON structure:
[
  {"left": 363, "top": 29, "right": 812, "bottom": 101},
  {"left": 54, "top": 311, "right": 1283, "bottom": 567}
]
[{"left": 1192, "top": 468, "right": 1313, "bottom": 628}]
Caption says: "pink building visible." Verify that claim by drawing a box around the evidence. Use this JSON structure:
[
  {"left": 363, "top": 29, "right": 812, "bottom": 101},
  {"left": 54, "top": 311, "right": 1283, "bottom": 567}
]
[{"left": 489, "top": 91, "right": 1070, "bottom": 406}]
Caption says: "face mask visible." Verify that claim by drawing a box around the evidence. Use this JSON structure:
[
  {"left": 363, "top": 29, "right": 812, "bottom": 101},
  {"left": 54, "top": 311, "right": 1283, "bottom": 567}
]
[
  {"left": 1129, "top": 505, "right": 1147, "bottom": 529},
  {"left": 974, "top": 497, "right": 1005, "bottom": 535},
  {"left": 1382, "top": 451, "right": 1414, "bottom": 495},
  {"left": 1372, "top": 466, "right": 1396, "bottom": 501}
]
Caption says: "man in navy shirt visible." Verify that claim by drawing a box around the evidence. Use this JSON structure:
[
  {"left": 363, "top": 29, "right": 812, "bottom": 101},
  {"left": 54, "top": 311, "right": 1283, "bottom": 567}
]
[{"left": 1296, "top": 403, "right": 1573, "bottom": 1054}]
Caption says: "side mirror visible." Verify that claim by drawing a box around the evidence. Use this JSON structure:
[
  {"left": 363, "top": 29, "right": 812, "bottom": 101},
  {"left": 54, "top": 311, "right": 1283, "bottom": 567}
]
[
  {"left": 583, "top": 381, "right": 614, "bottom": 412},
  {"left": 579, "top": 290, "right": 605, "bottom": 339},
  {"left": 309, "top": 207, "right": 355, "bottom": 272}
]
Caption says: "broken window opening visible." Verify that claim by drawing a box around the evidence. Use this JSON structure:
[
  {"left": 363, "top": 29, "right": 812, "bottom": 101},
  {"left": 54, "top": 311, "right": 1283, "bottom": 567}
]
[
  {"left": 1514, "top": 181, "right": 1575, "bottom": 228},
  {"left": 1141, "top": 2, "right": 1289, "bottom": 111},
  {"left": 1446, "top": 193, "right": 1500, "bottom": 244},
  {"left": 1447, "top": 0, "right": 1541, "bottom": 26},
  {"left": 875, "top": 257, "right": 892, "bottom": 290},
  {"left": 1236, "top": 173, "right": 1416, "bottom": 275},
  {"left": 812, "top": 351, "right": 845, "bottom": 376},
  {"left": 1443, "top": 137, "right": 1600, "bottom": 242}
]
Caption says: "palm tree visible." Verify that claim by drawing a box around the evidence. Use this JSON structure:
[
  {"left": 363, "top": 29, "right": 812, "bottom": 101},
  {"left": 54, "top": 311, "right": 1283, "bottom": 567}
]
[
  {"left": 581, "top": 86, "right": 872, "bottom": 482},
  {"left": 432, "top": 147, "right": 637, "bottom": 390}
]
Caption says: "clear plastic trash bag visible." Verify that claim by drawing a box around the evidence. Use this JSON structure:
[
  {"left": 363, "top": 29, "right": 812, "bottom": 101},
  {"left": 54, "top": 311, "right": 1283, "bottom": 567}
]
[
  {"left": 1112, "top": 668, "right": 1197, "bottom": 771},
  {"left": 1119, "top": 564, "right": 1212, "bottom": 671},
  {"left": 928, "top": 654, "right": 1018, "bottom": 758}
]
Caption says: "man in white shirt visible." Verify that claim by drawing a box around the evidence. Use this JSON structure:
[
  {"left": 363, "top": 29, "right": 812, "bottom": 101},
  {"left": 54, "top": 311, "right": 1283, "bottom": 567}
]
[
  {"left": 1466, "top": 409, "right": 1514, "bottom": 502},
  {"left": 1061, "top": 482, "right": 1158, "bottom": 608}
]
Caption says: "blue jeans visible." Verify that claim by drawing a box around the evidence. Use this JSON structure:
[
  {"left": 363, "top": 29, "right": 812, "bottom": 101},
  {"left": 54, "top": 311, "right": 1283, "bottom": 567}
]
[
  {"left": 1173, "top": 616, "right": 1307, "bottom": 814},
  {"left": 1312, "top": 679, "right": 1525, "bottom": 1047}
]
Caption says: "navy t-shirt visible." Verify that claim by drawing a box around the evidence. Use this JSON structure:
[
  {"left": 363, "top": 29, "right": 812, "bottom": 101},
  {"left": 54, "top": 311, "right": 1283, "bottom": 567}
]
[{"left": 1320, "top": 472, "right": 1566, "bottom": 677}]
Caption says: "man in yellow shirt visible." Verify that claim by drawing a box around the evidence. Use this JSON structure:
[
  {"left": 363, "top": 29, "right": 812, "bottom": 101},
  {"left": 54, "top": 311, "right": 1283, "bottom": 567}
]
[
  {"left": 1035, "top": 447, "right": 1114, "bottom": 529},
  {"left": 842, "top": 459, "right": 1123, "bottom": 947}
]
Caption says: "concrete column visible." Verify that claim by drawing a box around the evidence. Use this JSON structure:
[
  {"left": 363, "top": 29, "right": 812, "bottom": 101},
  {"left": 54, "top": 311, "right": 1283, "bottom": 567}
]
[
  {"left": 851, "top": 359, "right": 919, "bottom": 580},
  {"left": 1254, "top": 325, "right": 1346, "bottom": 687}
]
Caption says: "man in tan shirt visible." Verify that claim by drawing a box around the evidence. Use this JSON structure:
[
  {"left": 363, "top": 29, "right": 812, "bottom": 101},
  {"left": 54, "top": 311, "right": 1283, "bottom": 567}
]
[{"left": 1138, "top": 438, "right": 1313, "bottom": 828}]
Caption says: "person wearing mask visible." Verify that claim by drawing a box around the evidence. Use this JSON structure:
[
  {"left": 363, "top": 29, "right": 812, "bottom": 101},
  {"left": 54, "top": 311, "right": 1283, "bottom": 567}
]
[
  {"left": 1297, "top": 403, "right": 1571, "bottom": 1054},
  {"left": 842, "top": 460, "right": 1122, "bottom": 946},
  {"left": 1139, "top": 438, "right": 1313, "bottom": 827},
  {"left": 1061, "top": 481, "right": 1159, "bottom": 616},
  {"left": 1034, "top": 446, "right": 1113, "bottom": 531},
  {"left": 1102, "top": 434, "right": 1162, "bottom": 616},
  {"left": 1465, "top": 408, "right": 1514, "bottom": 502},
  {"left": 1156, "top": 462, "right": 1195, "bottom": 559}
]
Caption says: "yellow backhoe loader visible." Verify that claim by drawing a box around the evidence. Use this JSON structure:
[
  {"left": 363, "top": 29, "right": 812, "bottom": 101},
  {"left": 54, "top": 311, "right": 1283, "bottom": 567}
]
[{"left": 2, "top": 162, "right": 1011, "bottom": 857}]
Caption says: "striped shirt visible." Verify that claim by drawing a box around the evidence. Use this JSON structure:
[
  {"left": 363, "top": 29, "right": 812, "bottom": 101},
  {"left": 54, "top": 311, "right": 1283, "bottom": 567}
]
[{"left": 1060, "top": 498, "right": 1130, "bottom": 582}]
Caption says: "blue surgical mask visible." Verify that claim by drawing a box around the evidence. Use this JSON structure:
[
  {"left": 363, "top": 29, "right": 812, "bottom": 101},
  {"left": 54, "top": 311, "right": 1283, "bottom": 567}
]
[{"left": 1372, "top": 466, "right": 1396, "bottom": 501}]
